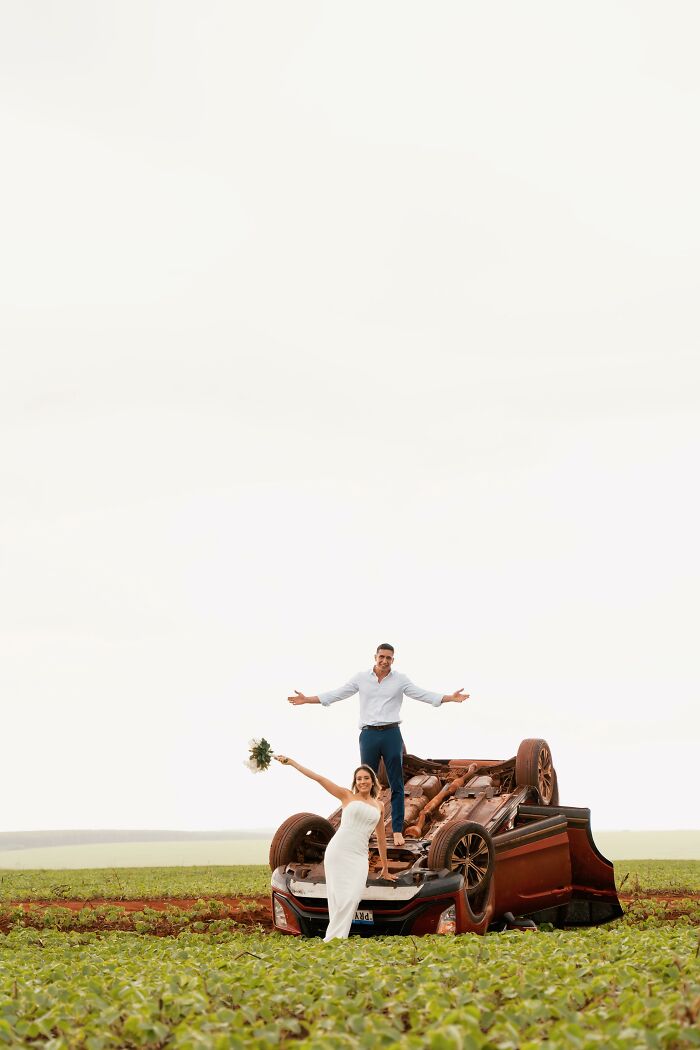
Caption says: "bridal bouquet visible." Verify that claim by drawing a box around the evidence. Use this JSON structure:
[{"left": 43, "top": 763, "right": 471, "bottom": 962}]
[{"left": 244, "top": 737, "right": 274, "bottom": 773}]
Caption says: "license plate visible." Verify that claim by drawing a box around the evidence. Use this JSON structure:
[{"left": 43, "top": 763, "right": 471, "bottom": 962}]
[{"left": 352, "top": 909, "right": 374, "bottom": 924}]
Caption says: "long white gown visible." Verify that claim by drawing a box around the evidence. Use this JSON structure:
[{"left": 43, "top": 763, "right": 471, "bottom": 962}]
[{"left": 322, "top": 800, "right": 380, "bottom": 942}]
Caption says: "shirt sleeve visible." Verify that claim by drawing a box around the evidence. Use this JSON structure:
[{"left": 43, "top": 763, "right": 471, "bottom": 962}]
[
  {"left": 403, "top": 678, "right": 443, "bottom": 707},
  {"left": 318, "top": 676, "right": 360, "bottom": 707}
]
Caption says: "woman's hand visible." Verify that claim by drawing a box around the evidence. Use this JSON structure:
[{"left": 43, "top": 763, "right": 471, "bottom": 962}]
[
  {"left": 380, "top": 867, "right": 398, "bottom": 882},
  {"left": 274, "top": 755, "right": 293, "bottom": 766}
]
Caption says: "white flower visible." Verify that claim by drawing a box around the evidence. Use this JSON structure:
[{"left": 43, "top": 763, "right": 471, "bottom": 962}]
[
  {"left": 243, "top": 758, "right": 258, "bottom": 772},
  {"left": 248, "top": 738, "right": 259, "bottom": 749}
]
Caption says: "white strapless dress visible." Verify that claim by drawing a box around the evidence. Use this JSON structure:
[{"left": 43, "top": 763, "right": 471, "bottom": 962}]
[{"left": 323, "top": 800, "right": 379, "bottom": 941}]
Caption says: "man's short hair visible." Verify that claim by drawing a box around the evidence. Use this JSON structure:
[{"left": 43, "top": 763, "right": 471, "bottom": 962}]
[{"left": 376, "top": 642, "right": 394, "bottom": 653}]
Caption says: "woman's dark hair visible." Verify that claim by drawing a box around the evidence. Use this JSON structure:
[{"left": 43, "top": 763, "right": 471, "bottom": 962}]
[{"left": 351, "top": 765, "right": 380, "bottom": 798}]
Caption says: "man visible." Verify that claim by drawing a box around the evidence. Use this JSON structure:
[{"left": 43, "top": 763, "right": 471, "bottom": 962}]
[{"left": 288, "top": 643, "right": 469, "bottom": 845}]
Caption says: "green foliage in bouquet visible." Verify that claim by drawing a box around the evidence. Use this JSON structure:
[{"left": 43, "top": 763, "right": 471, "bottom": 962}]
[{"left": 244, "top": 737, "right": 274, "bottom": 773}]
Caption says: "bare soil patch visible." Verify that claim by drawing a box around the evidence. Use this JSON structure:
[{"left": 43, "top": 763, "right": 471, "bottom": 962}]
[
  {"left": 619, "top": 892, "right": 700, "bottom": 922},
  {"left": 619, "top": 892, "right": 700, "bottom": 903},
  {"left": 3, "top": 893, "right": 696, "bottom": 937},
  {"left": 3, "top": 896, "right": 273, "bottom": 934}
]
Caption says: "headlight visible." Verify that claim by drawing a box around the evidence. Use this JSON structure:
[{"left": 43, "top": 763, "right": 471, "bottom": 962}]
[
  {"left": 436, "top": 904, "right": 456, "bottom": 935},
  {"left": 272, "top": 894, "right": 301, "bottom": 934}
]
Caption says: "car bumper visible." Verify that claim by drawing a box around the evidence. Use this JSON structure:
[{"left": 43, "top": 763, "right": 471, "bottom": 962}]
[{"left": 270, "top": 869, "right": 492, "bottom": 937}]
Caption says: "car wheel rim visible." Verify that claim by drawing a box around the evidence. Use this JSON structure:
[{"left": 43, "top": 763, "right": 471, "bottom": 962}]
[
  {"left": 538, "top": 746, "right": 554, "bottom": 802},
  {"left": 451, "top": 832, "right": 490, "bottom": 891}
]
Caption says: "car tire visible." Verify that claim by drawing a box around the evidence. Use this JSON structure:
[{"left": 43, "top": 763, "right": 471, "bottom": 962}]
[
  {"left": 268, "top": 812, "right": 335, "bottom": 871},
  {"left": 427, "top": 820, "right": 495, "bottom": 914},
  {"left": 515, "top": 738, "right": 557, "bottom": 804}
]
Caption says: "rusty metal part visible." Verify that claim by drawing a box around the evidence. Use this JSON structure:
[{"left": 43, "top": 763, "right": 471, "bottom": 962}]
[
  {"left": 404, "top": 763, "right": 478, "bottom": 837},
  {"left": 404, "top": 773, "right": 441, "bottom": 800},
  {"left": 403, "top": 794, "right": 430, "bottom": 827},
  {"left": 403, "top": 754, "right": 508, "bottom": 778}
]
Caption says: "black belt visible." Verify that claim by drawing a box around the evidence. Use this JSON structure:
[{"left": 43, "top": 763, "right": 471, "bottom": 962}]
[{"left": 361, "top": 722, "right": 400, "bottom": 731}]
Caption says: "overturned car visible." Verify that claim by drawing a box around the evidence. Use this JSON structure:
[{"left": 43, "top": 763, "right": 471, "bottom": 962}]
[{"left": 270, "top": 738, "right": 623, "bottom": 936}]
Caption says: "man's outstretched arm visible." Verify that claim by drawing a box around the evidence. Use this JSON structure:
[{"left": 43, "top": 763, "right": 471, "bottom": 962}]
[
  {"left": 288, "top": 678, "right": 359, "bottom": 707},
  {"left": 403, "top": 680, "right": 471, "bottom": 707}
]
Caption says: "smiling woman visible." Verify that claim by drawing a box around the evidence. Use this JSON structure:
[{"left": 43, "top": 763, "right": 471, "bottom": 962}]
[{"left": 274, "top": 756, "right": 395, "bottom": 939}]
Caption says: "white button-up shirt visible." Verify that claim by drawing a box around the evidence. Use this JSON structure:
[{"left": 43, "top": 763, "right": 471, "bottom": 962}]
[{"left": 319, "top": 669, "right": 442, "bottom": 729}]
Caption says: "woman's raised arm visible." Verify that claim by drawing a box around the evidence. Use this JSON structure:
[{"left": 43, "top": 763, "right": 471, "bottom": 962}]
[{"left": 274, "top": 756, "right": 351, "bottom": 804}]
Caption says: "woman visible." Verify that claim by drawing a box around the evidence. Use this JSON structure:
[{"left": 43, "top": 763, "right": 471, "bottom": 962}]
[{"left": 274, "top": 756, "right": 397, "bottom": 941}]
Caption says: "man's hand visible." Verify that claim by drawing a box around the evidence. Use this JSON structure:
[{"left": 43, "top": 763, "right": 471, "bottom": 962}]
[
  {"left": 442, "top": 689, "right": 470, "bottom": 704},
  {"left": 287, "top": 691, "right": 321, "bottom": 705}
]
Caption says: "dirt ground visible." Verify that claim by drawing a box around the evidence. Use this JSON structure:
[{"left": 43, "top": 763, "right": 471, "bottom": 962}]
[
  {"left": 4, "top": 892, "right": 697, "bottom": 936},
  {"left": 620, "top": 892, "right": 700, "bottom": 903},
  {"left": 9, "top": 896, "right": 273, "bottom": 930}
]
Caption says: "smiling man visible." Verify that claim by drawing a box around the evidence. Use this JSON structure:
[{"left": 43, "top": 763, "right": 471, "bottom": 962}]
[{"left": 288, "top": 643, "right": 470, "bottom": 845}]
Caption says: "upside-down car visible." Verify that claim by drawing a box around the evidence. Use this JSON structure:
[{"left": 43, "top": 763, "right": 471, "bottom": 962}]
[{"left": 270, "top": 738, "right": 622, "bottom": 936}]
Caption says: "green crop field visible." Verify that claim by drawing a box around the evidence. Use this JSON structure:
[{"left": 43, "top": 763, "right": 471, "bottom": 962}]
[
  {"left": 1, "top": 860, "right": 698, "bottom": 903},
  {"left": 615, "top": 861, "right": 700, "bottom": 895},
  {"left": 1, "top": 926, "right": 699, "bottom": 1049},
  {"left": 1, "top": 860, "right": 698, "bottom": 1048},
  {"left": 0, "top": 865, "right": 270, "bottom": 902}
]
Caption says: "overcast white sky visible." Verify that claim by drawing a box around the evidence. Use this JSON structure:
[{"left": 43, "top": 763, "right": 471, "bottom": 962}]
[{"left": 1, "top": 2, "right": 698, "bottom": 835}]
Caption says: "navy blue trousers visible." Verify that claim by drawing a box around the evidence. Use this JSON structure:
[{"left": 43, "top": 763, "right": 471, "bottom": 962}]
[{"left": 359, "top": 726, "right": 405, "bottom": 834}]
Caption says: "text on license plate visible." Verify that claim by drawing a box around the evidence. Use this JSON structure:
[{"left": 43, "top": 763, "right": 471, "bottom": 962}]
[{"left": 353, "top": 909, "right": 374, "bottom": 924}]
